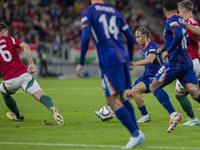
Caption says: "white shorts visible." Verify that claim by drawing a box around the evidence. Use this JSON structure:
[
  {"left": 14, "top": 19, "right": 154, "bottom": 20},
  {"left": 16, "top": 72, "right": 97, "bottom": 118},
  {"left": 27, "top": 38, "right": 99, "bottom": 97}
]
[
  {"left": 0, "top": 73, "right": 41, "bottom": 95},
  {"left": 176, "top": 58, "right": 200, "bottom": 92}
]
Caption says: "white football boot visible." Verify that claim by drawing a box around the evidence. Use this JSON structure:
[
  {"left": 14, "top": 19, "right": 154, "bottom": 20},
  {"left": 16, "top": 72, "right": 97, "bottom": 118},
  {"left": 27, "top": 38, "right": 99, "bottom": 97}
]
[
  {"left": 180, "top": 117, "right": 200, "bottom": 126},
  {"left": 122, "top": 130, "right": 145, "bottom": 149},
  {"left": 137, "top": 114, "right": 151, "bottom": 123}
]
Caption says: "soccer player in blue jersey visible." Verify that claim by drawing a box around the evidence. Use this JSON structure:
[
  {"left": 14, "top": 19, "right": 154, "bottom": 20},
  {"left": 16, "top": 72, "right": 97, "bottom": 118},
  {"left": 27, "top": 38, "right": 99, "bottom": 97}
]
[
  {"left": 76, "top": 0, "right": 144, "bottom": 148},
  {"left": 150, "top": 0, "right": 200, "bottom": 133},
  {"left": 126, "top": 26, "right": 163, "bottom": 123}
]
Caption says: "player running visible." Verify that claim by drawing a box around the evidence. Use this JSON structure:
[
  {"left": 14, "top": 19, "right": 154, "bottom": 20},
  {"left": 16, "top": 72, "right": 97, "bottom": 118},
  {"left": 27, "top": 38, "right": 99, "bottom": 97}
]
[
  {"left": 173, "top": 0, "right": 200, "bottom": 126},
  {"left": 76, "top": 0, "right": 144, "bottom": 148},
  {"left": 126, "top": 26, "right": 163, "bottom": 123},
  {"left": 150, "top": 0, "right": 200, "bottom": 133},
  {"left": 0, "top": 22, "right": 64, "bottom": 125}
]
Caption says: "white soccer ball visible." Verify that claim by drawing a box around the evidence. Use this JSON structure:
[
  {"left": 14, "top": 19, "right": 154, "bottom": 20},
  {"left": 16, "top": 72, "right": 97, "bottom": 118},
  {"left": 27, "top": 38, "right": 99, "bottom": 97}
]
[{"left": 99, "top": 106, "right": 114, "bottom": 121}]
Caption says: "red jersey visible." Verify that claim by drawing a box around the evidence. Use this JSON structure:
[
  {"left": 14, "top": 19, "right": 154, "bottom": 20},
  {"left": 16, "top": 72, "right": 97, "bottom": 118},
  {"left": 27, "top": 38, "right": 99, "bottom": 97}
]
[
  {"left": 185, "top": 16, "right": 200, "bottom": 60},
  {"left": 0, "top": 36, "right": 27, "bottom": 80}
]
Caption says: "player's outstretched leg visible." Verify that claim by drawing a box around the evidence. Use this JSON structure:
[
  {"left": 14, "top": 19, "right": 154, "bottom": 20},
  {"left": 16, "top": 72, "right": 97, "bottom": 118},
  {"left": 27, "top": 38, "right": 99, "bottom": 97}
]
[
  {"left": 6, "top": 112, "right": 25, "bottom": 121},
  {"left": 167, "top": 113, "right": 183, "bottom": 133},
  {"left": 50, "top": 106, "right": 64, "bottom": 125},
  {"left": 3, "top": 95, "right": 25, "bottom": 121},
  {"left": 175, "top": 94, "right": 199, "bottom": 126},
  {"left": 122, "top": 130, "right": 145, "bottom": 149},
  {"left": 39, "top": 95, "right": 64, "bottom": 125},
  {"left": 153, "top": 88, "right": 183, "bottom": 132}
]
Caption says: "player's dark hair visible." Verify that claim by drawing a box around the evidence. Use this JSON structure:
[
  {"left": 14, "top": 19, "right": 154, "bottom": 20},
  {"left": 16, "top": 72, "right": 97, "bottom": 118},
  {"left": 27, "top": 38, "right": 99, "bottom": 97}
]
[
  {"left": 0, "top": 22, "right": 8, "bottom": 33},
  {"left": 135, "top": 26, "right": 151, "bottom": 40},
  {"left": 178, "top": 0, "right": 193, "bottom": 12},
  {"left": 163, "top": 0, "right": 178, "bottom": 11}
]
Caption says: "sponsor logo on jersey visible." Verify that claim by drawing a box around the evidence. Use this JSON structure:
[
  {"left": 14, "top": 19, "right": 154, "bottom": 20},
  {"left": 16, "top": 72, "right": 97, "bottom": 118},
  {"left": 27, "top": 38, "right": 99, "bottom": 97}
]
[{"left": 0, "top": 39, "right": 5, "bottom": 43}]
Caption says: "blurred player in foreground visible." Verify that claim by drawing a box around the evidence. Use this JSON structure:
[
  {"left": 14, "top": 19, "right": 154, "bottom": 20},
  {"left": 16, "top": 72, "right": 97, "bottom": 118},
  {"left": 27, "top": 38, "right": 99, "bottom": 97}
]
[
  {"left": 126, "top": 26, "right": 163, "bottom": 123},
  {"left": 0, "top": 22, "right": 64, "bottom": 125},
  {"left": 173, "top": 0, "right": 200, "bottom": 126},
  {"left": 76, "top": 0, "right": 144, "bottom": 148},
  {"left": 150, "top": 0, "right": 200, "bottom": 133}
]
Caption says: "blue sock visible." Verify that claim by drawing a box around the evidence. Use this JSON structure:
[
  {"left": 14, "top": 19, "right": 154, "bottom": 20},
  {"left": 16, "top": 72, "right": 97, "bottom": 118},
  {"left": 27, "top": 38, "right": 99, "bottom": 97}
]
[
  {"left": 138, "top": 105, "right": 148, "bottom": 116},
  {"left": 153, "top": 88, "right": 175, "bottom": 114},
  {"left": 115, "top": 106, "right": 139, "bottom": 137},
  {"left": 196, "top": 95, "right": 200, "bottom": 103},
  {"left": 123, "top": 100, "right": 138, "bottom": 129}
]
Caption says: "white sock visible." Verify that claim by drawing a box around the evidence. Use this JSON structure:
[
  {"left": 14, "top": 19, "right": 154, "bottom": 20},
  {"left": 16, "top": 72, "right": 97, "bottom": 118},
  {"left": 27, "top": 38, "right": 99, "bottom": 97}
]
[{"left": 170, "top": 111, "right": 177, "bottom": 119}]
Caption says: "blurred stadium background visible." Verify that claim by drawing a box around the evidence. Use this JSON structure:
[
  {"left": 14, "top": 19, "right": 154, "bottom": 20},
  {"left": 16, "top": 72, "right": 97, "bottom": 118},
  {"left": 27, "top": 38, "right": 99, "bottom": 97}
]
[{"left": 0, "top": 0, "right": 200, "bottom": 78}]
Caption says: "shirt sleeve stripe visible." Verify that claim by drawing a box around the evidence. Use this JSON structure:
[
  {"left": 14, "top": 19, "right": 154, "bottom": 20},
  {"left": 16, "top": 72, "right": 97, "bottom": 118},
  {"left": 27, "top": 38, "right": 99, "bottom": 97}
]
[
  {"left": 81, "top": 24, "right": 87, "bottom": 29},
  {"left": 170, "top": 21, "right": 178, "bottom": 27},
  {"left": 81, "top": 16, "right": 88, "bottom": 23},
  {"left": 11, "top": 37, "right": 16, "bottom": 45},
  {"left": 171, "top": 24, "right": 179, "bottom": 27},
  {"left": 122, "top": 24, "right": 129, "bottom": 31}
]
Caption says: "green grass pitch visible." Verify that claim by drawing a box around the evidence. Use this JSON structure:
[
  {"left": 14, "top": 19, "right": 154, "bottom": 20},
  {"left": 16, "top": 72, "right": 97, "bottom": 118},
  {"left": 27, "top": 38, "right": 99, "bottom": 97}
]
[{"left": 0, "top": 77, "right": 200, "bottom": 150}]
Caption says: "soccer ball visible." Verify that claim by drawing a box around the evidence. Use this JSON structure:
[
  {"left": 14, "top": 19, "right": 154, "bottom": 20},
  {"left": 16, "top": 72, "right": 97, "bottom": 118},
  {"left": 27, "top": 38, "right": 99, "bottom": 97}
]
[{"left": 95, "top": 106, "right": 114, "bottom": 121}]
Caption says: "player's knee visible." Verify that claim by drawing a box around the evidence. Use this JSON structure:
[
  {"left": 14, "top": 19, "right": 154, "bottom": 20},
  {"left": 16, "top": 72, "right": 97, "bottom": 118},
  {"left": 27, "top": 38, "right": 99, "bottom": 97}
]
[
  {"left": 175, "top": 89, "right": 186, "bottom": 96},
  {"left": 132, "top": 88, "right": 139, "bottom": 97},
  {"left": 188, "top": 88, "right": 199, "bottom": 100}
]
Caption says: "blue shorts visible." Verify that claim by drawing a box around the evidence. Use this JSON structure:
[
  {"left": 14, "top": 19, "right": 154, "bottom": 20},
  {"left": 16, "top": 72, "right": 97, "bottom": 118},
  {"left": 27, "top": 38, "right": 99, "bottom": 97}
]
[
  {"left": 155, "top": 63, "right": 198, "bottom": 87},
  {"left": 131, "top": 75, "right": 154, "bottom": 93},
  {"left": 101, "top": 63, "right": 131, "bottom": 97}
]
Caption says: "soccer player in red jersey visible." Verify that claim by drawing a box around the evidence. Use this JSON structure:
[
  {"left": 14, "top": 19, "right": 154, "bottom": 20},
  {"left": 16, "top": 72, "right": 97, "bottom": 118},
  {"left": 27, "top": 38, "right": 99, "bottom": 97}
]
[
  {"left": 174, "top": 0, "right": 200, "bottom": 126},
  {"left": 0, "top": 22, "right": 64, "bottom": 125}
]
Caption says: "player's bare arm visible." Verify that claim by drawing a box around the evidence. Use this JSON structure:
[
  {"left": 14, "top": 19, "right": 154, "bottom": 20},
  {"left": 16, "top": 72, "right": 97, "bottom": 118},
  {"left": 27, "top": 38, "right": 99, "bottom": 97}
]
[
  {"left": 185, "top": 23, "right": 200, "bottom": 36},
  {"left": 135, "top": 54, "right": 156, "bottom": 66},
  {"left": 20, "top": 42, "right": 36, "bottom": 74}
]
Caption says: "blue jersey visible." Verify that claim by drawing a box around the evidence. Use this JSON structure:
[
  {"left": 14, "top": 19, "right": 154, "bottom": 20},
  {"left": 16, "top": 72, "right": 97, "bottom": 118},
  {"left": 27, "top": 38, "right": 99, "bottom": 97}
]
[
  {"left": 164, "top": 14, "right": 193, "bottom": 69},
  {"left": 142, "top": 41, "right": 163, "bottom": 77},
  {"left": 80, "top": 1, "right": 134, "bottom": 68}
]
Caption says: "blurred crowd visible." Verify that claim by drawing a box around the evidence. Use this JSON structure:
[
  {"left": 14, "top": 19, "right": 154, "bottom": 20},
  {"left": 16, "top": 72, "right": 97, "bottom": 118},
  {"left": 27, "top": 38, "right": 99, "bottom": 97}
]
[
  {"left": 143, "top": 0, "right": 200, "bottom": 23},
  {"left": 0, "top": 0, "right": 164, "bottom": 46}
]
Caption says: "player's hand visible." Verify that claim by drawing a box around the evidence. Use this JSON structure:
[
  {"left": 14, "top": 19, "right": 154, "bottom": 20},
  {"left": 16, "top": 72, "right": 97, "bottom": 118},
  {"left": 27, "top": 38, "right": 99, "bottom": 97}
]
[
  {"left": 162, "top": 51, "right": 169, "bottom": 60},
  {"left": 27, "top": 64, "right": 36, "bottom": 74},
  {"left": 129, "top": 61, "right": 135, "bottom": 70},
  {"left": 125, "top": 89, "right": 133, "bottom": 100},
  {"left": 76, "top": 64, "right": 84, "bottom": 78},
  {"left": 157, "top": 48, "right": 162, "bottom": 54}
]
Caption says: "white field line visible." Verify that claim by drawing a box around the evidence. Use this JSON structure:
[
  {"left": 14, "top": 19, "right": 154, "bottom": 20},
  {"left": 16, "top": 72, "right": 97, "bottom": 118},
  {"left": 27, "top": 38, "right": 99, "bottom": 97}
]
[{"left": 0, "top": 142, "right": 200, "bottom": 149}]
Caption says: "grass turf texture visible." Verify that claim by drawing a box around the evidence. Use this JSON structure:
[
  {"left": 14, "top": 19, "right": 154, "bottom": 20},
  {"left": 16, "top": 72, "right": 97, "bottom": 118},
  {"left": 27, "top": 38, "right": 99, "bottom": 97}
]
[{"left": 0, "top": 77, "right": 200, "bottom": 150}]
